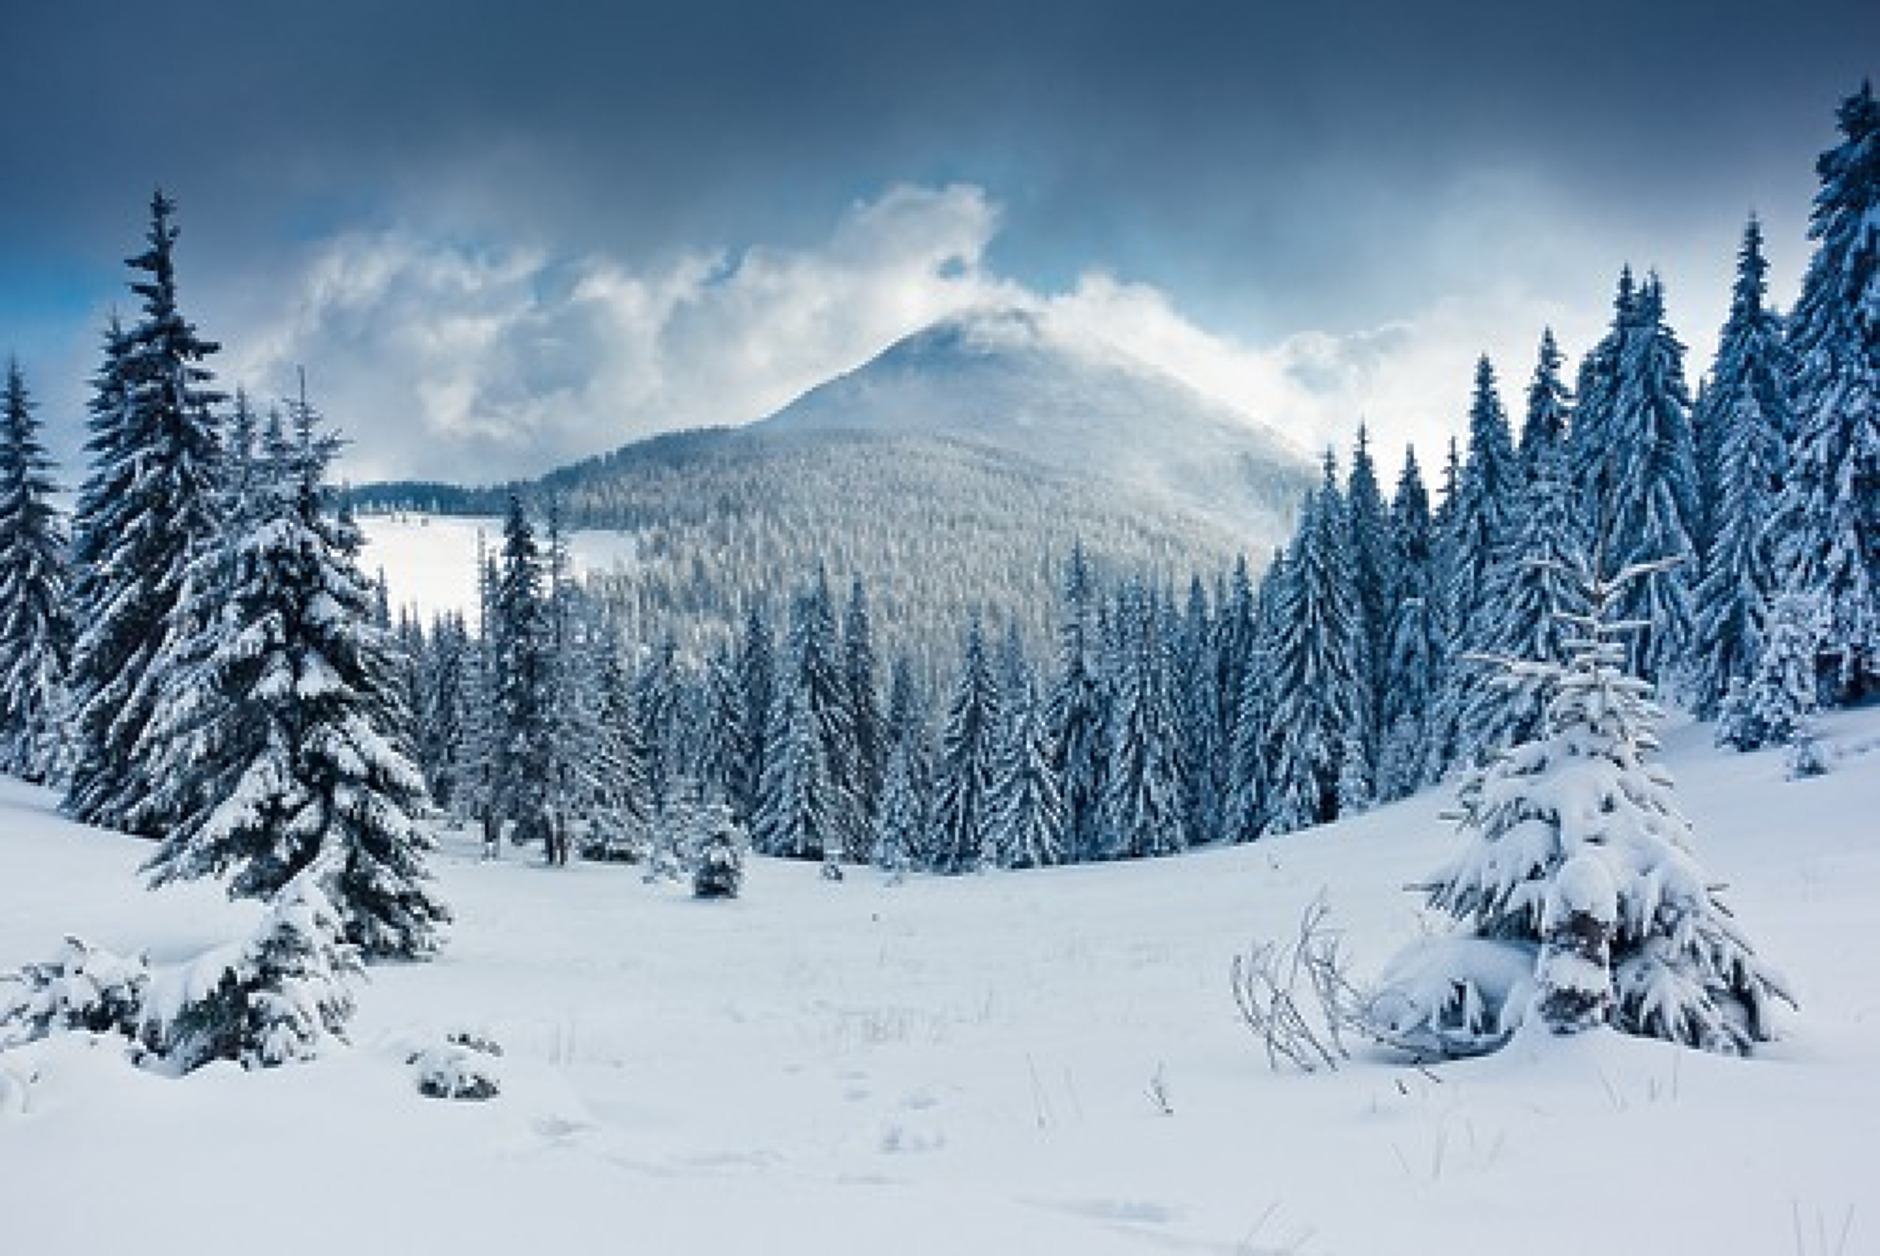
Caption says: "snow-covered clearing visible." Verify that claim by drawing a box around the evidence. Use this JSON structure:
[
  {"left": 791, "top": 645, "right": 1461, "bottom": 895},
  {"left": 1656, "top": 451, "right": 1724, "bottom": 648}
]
[
  {"left": 356, "top": 513, "right": 638, "bottom": 621},
  {"left": 3, "top": 708, "right": 1878, "bottom": 1255}
]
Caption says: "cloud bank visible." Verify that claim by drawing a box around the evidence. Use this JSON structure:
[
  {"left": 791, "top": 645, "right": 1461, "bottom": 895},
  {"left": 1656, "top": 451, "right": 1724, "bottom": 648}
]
[{"left": 223, "top": 182, "right": 1681, "bottom": 488}]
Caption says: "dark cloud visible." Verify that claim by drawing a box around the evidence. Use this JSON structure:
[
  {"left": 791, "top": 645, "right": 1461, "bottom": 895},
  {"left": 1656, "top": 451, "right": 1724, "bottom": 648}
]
[{"left": 2, "top": 0, "right": 1873, "bottom": 473}]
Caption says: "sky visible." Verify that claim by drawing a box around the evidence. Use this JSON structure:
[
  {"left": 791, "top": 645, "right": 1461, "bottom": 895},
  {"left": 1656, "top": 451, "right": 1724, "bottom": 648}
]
[{"left": 1, "top": 1, "right": 1873, "bottom": 485}]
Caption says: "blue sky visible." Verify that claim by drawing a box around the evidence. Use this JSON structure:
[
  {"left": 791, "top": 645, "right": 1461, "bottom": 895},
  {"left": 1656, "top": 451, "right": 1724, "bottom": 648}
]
[{"left": 1, "top": 1, "right": 1873, "bottom": 483}]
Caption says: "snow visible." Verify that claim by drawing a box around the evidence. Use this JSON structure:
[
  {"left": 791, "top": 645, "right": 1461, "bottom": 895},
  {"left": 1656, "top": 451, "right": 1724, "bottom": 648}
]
[
  {"left": 355, "top": 513, "right": 639, "bottom": 621},
  {"left": 3, "top": 706, "right": 1879, "bottom": 1254}
]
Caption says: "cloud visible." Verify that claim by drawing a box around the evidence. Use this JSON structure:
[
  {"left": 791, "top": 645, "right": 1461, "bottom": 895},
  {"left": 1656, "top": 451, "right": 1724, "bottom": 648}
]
[
  {"left": 225, "top": 180, "right": 1641, "bottom": 491},
  {"left": 227, "top": 184, "right": 1019, "bottom": 483}
]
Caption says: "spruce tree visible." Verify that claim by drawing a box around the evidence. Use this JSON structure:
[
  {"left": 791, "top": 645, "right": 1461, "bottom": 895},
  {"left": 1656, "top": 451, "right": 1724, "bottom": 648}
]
[
  {"left": 1345, "top": 425, "right": 1394, "bottom": 759},
  {"left": 142, "top": 397, "right": 448, "bottom": 959},
  {"left": 1376, "top": 448, "right": 1446, "bottom": 800},
  {"left": 730, "top": 606, "right": 776, "bottom": 829},
  {"left": 1046, "top": 542, "right": 1107, "bottom": 862},
  {"left": 1775, "top": 82, "right": 1880, "bottom": 701},
  {"left": 1518, "top": 328, "right": 1573, "bottom": 485},
  {"left": 1691, "top": 217, "right": 1793, "bottom": 718},
  {"left": 930, "top": 616, "right": 1001, "bottom": 873},
  {"left": 490, "top": 496, "right": 556, "bottom": 853},
  {"left": 1373, "top": 558, "right": 1792, "bottom": 1057},
  {"left": 1100, "top": 582, "right": 1188, "bottom": 858},
  {"left": 0, "top": 360, "right": 72, "bottom": 783},
  {"left": 987, "top": 666, "right": 1065, "bottom": 869},
  {"left": 842, "top": 577, "right": 885, "bottom": 843},
  {"left": 66, "top": 192, "right": 224, "bottom": 833},
  {"left": 1225, "top": 550, "right": 1285, "bottom": 837},
  {"left": 1264, "top": 457, "right": 1367, "bottom": 834}
]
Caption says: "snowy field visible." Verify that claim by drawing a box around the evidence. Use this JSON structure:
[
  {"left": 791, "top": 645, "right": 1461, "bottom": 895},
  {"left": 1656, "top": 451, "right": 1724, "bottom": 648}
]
[
  {"left": 3, "top": 707, "right": 1878, "bottom": 1256},
  {"left": 356, "top": 513, "right": 640, "bottom": 621}
]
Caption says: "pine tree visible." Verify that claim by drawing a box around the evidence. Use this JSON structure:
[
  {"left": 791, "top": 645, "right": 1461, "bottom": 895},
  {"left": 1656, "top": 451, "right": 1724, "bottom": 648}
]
[
  {"left": 1461, "top": 438, "right": 1589, "bottom": 754},
  {"left": 1101, "top": 582, "right": 1188, "bottom": 858},
  {"left": 1570, "top": 268, "right": 1636, "bottom": 536},
  {"left": 842, "top": 577, "right": 885, "bottom": 845},
  {"left": 1225, "top": 550, "right": 1285, "bottom": 837},
  {"left": 1691, "top": 217, "right": 1793, "bottom": 718},
  {"left": 1376, "top": 448, "right": 1447, "bottom": 800},
  {"left": 1775, "top": 82, "right": 1880, "bottom": 702},
  {"left": 1046, "top": 542, "right": 1107, "bottom": 862},
  {"left": 873, "top": 728, "right": 930, "bottom": 878},
  {"left": 1175, "top": 576, "right": 1222, "bottom": 843},
  {"left": 1717, "top": 591, "right": 1826, "bottom": 754},
  {"left": 988, "top": 666, "right": 1065, "bottom": 869},
  {"left": 1518, "top": 328, "right": 1573, "bottom": 486},
  {"left": 490, "top": 495, "right": 556, "bottom": 854},
  {"left": 930, "top": 616, "right": 1001, "bottom": 873},
  {"left": 1264, "top": 457, "right": 1368, "bottom": 834},
  {"left": 0, "top": 360, "right": 72, "bottom": 783},
  {"left": 730, "top": 606, "right": 776, "bottom": 829},
  {"left": 65, "top": 192, "right": 224, "bottom": 833},
  {"left": 1372, "top": 558, "right": 1792, "bottom": 1057},
  {"left": 142, "top": 396, "right": 448, "bottom": 960},
  {"left": 1345, "top": 424, "right": 1394, "bottom": 758}
]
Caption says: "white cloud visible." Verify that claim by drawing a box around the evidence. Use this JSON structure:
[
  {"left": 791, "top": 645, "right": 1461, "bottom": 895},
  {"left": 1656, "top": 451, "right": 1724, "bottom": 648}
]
[{"left": 225, "top": 180, "right": 1620, "bottom": 488}]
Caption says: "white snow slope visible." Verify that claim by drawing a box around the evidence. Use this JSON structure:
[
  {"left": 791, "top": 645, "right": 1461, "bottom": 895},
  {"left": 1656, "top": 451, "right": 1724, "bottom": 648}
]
[{"left": 3, "top": 708, "right": 1877, "bottom": 1256}]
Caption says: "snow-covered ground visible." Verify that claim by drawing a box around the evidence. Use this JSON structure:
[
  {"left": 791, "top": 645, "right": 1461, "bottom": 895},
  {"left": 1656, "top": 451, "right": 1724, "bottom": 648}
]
[
  {"left": 356, "top": 513, "right": 639, "bottom": 621},
  {"left": 3, "top": 707, "right": 1877, "bottom": 1255}
]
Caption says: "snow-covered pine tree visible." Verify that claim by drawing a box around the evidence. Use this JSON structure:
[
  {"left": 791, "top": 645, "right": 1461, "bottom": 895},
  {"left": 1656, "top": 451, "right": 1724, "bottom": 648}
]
[
  {"left": 490, "top": 495, "right": 556, "bottom": 854},
  {"left": 843, "top": 576, "right": 885, "bottom": 843},
  {"left": 1224, "top": 550, "right": 1284, "bottom": 837},
  {"left": 874, "top": 726, "right": 930, "bottom": 878},
  {"left": 1345, "top": 424, "right": 1394, "bottom": 763},
  {"left": 726, "top": 606, "right": 776, "bottom": 830},
  {"left": 1100, "top": 580, "right": 1188, "bottom": 858},
  {"left": 0, "top": 360, "right": 72, "bottom": 783},
  {"left": 65, "top": 192, "right": 224, "bottom": 833},
  {"left": 1176, "top": 576, "right": 1222, "bottom": 843},
  {"left": 1371, "top": 557, "right": 1792, "bottom": 1057},
  {"left": 415, "top": 610, "right": 471, "bottom": 816},
  {"left": 1518, "top": 328, "right": 1573, "bottom": 487},
  {"left": 1046, "top": 541, "right": 1107, "bottom": 863},
  {"left": 1570, "top": 269, "right": 1635, "bottom": 540},
  {"left": 1438, "top": 356, "right": 1521, "bottom": 768},
  {"left": 988, "top": 664, "right": 1065, "bottom": 869},
  {"left": 1376, "top": 447, "right": 1447, "bottom": 800},
  {"left": 1691, "top": 216, "right": 1793, "bottom": 719},
  {"left": 1774, "top": 82, "right": 1880, "bottom": 702},
  {"left": 930, "top": 615, "right": 1001, "bottom": 873},
  {"left": 142, "top": 395, "right": 448, "bottom": 960},
  {"left": 1717, "top": 590, "right": 1827, "bottom": 755},
  {"left": 1460, "top": 437, "right": 1589, "bottom": 754},
  {"left": 1264, "top": 456, "right": 1368, "bottom": 834}
]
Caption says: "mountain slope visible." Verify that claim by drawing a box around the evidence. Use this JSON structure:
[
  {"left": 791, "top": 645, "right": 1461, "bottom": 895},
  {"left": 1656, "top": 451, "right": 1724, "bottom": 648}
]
[{"left": 354, "top": 308, "right": 1314, "bottom": 663}]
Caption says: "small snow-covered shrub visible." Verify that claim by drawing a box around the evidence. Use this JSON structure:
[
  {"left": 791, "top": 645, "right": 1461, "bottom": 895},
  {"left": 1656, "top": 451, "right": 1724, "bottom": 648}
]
[
  {"left": 1362, "top": 937, "right": 1536, "bottom": 1059},
  {"left": 409, "top": 1030, "right": 503, "bottom": 1100},
  {"left": 0, "top": 937, "right": 150, "bottom": 1050},
  {"left": 147, "top": 870, "right": 361, "bottom": 1073},
  {"left": 693, "top": 812, "right": 747, "bottom": 900}
]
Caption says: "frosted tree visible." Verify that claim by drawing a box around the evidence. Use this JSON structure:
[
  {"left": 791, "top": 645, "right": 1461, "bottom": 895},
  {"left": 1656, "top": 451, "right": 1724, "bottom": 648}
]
[
  {"left": 0, "top": 360, "right": 72, "bottom": 783},
  {"left": 1046, "top": 541, "right": 1107, "bottom": 862},
  {"left": 66, "top": 192, "right": 224, "bottom": 832},
  {"left": 1376, "top": 448, "right": 1447, "bottom": 799},
  {"left": 1438, "top": 356, "right": 1521, "bottom": 767},
  {"left": 729, "top": 606, "right": 776, "bottom": 829},
  {"left": 1264, "top": 458, "right": 1368, "bottom": 834},
  {"left": 1176, "top": 576, "right": 1222, "bottom": 842},
  {"left": 842, "top": 577, "right": 886, "bottom": 840},
  {"left": 930, "top": 616, "right": 1001, "bottom": 873},
  {"left": 1369, "top": 558, "right": 1792, "bottom": 1057},
  {"left": 988, "top": 666, "right": 1065, "bottom": 869},
  {"left": 1345, "top": 425, "right": 1394, "bottom": 758},
  {"left": 1460, "top": 438, "right": 1589, "bottom": 754},
  {"left": 873, "top": 729, "right": 930, "bottom": 878},
  {"left": 1716, "top": 591, "right": 1827, "bottom": 757},
  {"left": 1774, "top": 81, "right": 1880, "bottom": 702},
  {"left": 1224, "top": 551, "right": 1284, "bottom": 837},
  {"left": 1574, "top": 272, "right": 1700, "bottom": 682},
  {"left": 490, "top": 495, "right": 555, "bottom": 853},
  {"left": 1691, "top": 217, "right": 1792, "bottom": 718},
  {"left": 142, "top": 397, "right": 448, "bottom": 960},
  {"left": 1100, "top": 582, "right": 1187, "bottom": 858},
  {"left": 1518, "top": 328, "right": 1573, "bottom": 485}
]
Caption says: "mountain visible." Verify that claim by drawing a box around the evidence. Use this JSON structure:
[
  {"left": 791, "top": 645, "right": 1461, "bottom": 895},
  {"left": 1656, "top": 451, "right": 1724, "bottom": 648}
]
[
  {"left": 354, "top": 307, "right": 1314, "bottom": 666},
  {"left": 756, "top": 306, "right": 1311, "bottom": 539}
]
